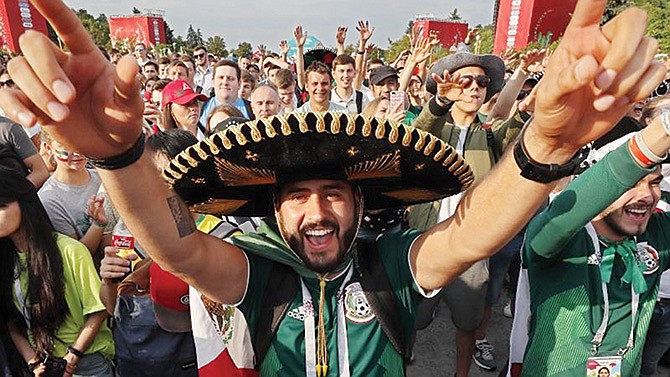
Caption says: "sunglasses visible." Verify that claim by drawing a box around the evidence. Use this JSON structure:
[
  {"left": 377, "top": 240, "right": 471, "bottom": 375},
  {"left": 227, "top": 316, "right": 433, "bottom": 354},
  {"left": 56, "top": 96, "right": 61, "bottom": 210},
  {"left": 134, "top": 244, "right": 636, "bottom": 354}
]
[
  {"left": 458, "top": 75, "right": 490, "bottom": 89},
  {"left": 0, "top": 79, "right": 14, "bottom": 88},
  {"left": 194, "top": 53, "right": 206, "bottom": 59}
]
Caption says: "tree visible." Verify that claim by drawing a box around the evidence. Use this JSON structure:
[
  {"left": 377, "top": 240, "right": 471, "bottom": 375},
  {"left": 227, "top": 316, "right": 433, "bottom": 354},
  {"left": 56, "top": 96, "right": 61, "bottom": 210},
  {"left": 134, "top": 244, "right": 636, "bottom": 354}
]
[
  {"left": 448, "top": 8, "right": 463, "bottom": 22},
  {"left": 164, "top": 20, "right": 176, "bottom": 45},
  {"left": 637, "top": 0, "right": 670, "bottom": 53},
  {"left": 206, "top": 35, "right": 228, "bottom": 58},
  {"left": 230, "top": 42, "right": 253, "bottom": 58},
  {"left": 185, "top": 25, "right": 204, "bottom": 49},
  {"left": 74, "top": 8, "right": 110, "bottom": 49}
]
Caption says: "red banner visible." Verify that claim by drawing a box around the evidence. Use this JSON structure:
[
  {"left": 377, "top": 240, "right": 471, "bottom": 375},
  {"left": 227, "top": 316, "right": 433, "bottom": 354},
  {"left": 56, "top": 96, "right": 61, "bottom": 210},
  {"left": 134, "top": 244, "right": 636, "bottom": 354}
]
[{"left": 0, "top": 0, "right": 48, "bottom": 53}]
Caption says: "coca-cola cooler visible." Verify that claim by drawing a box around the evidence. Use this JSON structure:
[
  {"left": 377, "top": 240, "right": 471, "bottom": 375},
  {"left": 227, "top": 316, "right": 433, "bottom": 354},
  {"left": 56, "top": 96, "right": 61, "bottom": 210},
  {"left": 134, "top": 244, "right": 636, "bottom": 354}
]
[
  {"left": 413, "top": 19, "right": 469, "bottom": 50},
  {"left": 109, "top": 15, "right": 167, "bottom": 47},
  {"left": 493, "top": 0, "right": 577, "bottom": 54},
  {"left": 0, "top": 0, "right": 48, "bottom": 53}
]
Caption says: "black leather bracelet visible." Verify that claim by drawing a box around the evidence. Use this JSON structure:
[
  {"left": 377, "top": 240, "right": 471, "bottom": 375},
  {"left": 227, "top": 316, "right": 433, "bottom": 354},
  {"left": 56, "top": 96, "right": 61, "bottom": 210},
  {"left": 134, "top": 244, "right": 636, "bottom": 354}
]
[
  {"left": 87, "top": 132, "right": 145, "bottom": 170},
  {"left": 514, "top": 126, "right": 587, "bottom": 183},
  {"left": 66, "top": 346, "right": 84, "bottom": 358}
]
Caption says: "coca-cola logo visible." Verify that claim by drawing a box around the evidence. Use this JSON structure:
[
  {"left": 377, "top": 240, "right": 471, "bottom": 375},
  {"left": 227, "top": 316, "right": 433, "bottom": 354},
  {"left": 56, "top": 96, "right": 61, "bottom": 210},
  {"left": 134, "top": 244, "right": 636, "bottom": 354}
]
[
  {"left": 17, "top": 1, "right": 34, "bottom": 29},
  {"left": 112, "top": 235, "right": 135, "bottom": 250}
]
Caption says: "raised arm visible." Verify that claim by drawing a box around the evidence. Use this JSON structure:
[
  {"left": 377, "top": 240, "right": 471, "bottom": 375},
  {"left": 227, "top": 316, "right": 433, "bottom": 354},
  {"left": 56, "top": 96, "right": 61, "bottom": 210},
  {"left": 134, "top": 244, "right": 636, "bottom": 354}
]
[
  {"left": 354, "top": 20, "right": 374, "bottom": 90},
  {"left": 0, "top": 0, "right": 249, "bottom": 306},
  {"left": 398, "top": 34, "right": 437, "bottom": 92},
  {"left": 294, "top": 25, "right": 306, "bottom": 91},
  {"left": 336, "top": 26, "right": 347, "bottom": 56},
  {"left": 486, "top": 49, "right": 546, "bottom": 123},
  {"left": 410, "top": 0, "right": 667, "bottom": 291}
]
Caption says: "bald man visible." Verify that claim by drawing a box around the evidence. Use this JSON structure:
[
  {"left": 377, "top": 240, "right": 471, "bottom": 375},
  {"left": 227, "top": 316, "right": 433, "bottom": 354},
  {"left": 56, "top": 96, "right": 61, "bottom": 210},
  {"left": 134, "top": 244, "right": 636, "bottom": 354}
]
[{"left": 250, "top": 84, "right": 282, "bottom": 119}]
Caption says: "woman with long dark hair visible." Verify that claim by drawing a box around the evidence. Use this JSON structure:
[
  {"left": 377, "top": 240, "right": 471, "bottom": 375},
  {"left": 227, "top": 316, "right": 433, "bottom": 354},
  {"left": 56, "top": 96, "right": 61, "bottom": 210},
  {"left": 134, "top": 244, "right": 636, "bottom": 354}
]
[
  {"left": 0, "top": 165, "right": 114, "bottom": 376},
  {"left": 160, "top": 79, "right": 208, "bottom": 140}
]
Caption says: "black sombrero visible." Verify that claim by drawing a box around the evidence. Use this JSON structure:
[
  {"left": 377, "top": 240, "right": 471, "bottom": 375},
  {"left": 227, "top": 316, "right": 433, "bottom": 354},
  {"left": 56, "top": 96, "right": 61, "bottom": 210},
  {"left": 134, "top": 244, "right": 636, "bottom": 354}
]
[
  {"left": 303, "top": 47, "right": 337, "bottom": 69},
  {"left": 163, "top": 112, "right": 474, "bottom": 216}
]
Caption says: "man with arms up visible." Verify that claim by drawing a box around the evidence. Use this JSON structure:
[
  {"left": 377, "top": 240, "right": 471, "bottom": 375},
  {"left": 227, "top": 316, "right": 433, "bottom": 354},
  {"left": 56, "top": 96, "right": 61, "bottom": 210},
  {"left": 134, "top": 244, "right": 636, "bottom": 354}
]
[{"left": 2, "top": 0, "right": 666, "bottom": 375}]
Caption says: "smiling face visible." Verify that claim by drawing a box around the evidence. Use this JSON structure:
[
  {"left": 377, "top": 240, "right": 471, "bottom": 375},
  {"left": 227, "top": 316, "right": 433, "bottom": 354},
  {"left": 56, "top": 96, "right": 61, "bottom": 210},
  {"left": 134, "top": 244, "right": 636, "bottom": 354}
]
[
  {"left": 47, "top": 139, "right": 87, "bottom": 170},
  {"left": 276, "top": 179, "right": 359, "bottom": 274},
  {"left": 596, "top": 169, "right": 662, "bottom": 241},
  {"left": 306, "top": 71, "right": 332, "bottom": 106},
  {"left": 333, "top": 63, "right": 356, "bottom": 90},
  {"left": 451, "top": 66, "right": 488, "bottom": 114}
]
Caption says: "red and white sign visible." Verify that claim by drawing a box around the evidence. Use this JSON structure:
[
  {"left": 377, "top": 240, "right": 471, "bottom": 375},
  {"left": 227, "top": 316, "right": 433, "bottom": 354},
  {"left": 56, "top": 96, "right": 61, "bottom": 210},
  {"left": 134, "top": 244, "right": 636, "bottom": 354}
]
[
  {"left": 494, "top": 0, "right": 577, "bottom": 54},
  {"left": 109, "top": 15, "right": 167, "bottom": 47},
  {"left": 0, "top": 0, "right": 48, "bottom": 53}
]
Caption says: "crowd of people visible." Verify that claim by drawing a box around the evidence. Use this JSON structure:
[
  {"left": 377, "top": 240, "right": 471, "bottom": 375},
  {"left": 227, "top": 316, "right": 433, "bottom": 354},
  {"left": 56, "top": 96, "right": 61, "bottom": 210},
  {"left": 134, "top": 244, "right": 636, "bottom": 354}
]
[{"left": 1, "top": 0, "right": 670, "bottom": 376}]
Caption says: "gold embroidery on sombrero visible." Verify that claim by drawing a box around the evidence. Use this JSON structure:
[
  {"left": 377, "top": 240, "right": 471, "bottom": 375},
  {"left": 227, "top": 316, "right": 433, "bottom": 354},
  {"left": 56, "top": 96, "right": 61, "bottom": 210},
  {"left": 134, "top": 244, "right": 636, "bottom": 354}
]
[
  {"left": 423, "top": 135, "right": 437, "bottom": 156},
  {"left": 247, "top": 121, "right": 263, "bottom": 142},
  {"left": 414, "top": 130, "right": 426, "bottom": 151},
  {"left": 401, "top": 127, "right": 413, "bottom": 147},
  {"left": 214, "top": 158, "right": 276, "bottom": 186},
  {"left": 345, "top": 113, "right": 357, "bottom": 136},
  {"left": 190, "top": 199, "right": 248, "bottom": 215},
  {"left": 345, "top": 151, "right": 401, "bottom": 181},
  {"left": 227, "top": 127, "right": 248, "bottom": 145},
  {"left": 374, "top": 119, "right": 386, "bottom": 139}
]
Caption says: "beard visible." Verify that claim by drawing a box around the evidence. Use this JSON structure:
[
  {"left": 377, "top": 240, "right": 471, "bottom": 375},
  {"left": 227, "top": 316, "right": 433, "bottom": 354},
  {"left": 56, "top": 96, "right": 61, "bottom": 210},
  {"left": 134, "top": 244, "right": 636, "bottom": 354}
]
[
  {"left": 602, "top": 210, "right": 649, "bottom": 238},
  {"left": 282, "top": 219, "right": 358, "bottom": 274}
]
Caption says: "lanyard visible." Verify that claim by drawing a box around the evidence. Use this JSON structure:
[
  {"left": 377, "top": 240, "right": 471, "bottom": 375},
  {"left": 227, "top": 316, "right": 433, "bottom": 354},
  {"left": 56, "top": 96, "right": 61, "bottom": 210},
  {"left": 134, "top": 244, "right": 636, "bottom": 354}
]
[
  {"left": 13, "top": 266, "right": 31, "bottom": 329},
  {"left": 301, "top": 265, "right": 353, "bottom": 377},
  {"left": 585, "top": 224, "right": 639, "bottom": 356}
]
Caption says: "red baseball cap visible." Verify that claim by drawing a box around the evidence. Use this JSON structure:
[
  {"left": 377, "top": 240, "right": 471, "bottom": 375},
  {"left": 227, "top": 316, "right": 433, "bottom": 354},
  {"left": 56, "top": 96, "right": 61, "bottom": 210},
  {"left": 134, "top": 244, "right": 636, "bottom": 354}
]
[
  {"left": 161, "top": 79, "right": 207, "bottom": 110},
  {"left": 149, "top": 262, "right": 191, "bottom": 333}
]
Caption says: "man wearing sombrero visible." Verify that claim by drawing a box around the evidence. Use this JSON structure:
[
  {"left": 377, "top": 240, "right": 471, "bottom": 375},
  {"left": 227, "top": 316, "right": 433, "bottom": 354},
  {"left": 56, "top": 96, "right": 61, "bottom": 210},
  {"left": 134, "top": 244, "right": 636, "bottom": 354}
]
[{"left": 2, "top": 1, "right": 666, "bottom": 377}]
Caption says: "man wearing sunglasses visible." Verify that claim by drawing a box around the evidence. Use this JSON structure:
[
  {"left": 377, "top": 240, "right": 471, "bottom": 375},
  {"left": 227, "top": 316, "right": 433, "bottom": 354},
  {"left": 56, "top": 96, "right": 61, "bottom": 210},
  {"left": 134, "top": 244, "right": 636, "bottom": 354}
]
[
  {"left": 410, "top": 52, "right": 526, "bottom": 376},
  {"left": 193, "top": 46, "right": 214, "bottom": 97}
]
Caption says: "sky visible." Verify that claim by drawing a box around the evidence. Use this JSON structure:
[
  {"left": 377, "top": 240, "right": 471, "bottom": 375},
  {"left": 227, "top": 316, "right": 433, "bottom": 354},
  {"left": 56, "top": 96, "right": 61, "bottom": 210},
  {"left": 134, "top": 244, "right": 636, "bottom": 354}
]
[{"left": 64, "top": 0, "right": 498, "bottom": 50}]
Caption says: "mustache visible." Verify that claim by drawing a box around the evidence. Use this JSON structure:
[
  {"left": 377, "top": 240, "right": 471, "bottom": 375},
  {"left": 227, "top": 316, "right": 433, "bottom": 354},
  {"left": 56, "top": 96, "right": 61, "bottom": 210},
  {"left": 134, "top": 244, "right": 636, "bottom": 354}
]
[{"left": 300, "top": 220, "right": 338, "bottom": 234}]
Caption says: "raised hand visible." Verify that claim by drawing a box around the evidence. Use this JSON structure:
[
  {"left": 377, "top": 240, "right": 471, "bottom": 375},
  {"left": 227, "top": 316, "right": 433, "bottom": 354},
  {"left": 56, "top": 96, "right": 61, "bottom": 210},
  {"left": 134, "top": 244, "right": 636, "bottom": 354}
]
[
  {"left": 431, "top": 71, "right": 471, "bottom": 104},
  {"left": 336, "top": 26, "right": 347, "bottom": 45},
  {"left": 257, "top": 44, "right": 267, "bottom": 57},
  {"left": 86, "top": 194, "right": 107, "bottom": 227},
  {"left": 279, "top": 40, "right": 289, "bottom": 54},
  {"left": 294, "top": 25, "right": 307, "bottom": 48},
  {"left": 0, "top": 0, "right": 144, "bottom": 159},
  {"left": 410, "top": 35, "right": 434, "bottom": 65},
  {"left": 365, "top": 43, "right": 377, "bottom": 56},
  {"left": 465, "top": 27, "right": 479, "bottom": 44},
  {"left": 519, "top": 49, "right": 547, "bottom": 74},
  {"left": 530, "top": 0, "right": 666, "bottom": 154},
  {"left": 356, "top": 20, "right": 374, "bottom": 43}
]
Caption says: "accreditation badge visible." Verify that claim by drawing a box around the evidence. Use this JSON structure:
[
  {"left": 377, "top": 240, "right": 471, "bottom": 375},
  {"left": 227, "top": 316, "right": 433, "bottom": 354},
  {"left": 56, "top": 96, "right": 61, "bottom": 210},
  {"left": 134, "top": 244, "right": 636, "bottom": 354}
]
[{"left": 585, "top": 356, "right": 622, "bottom": 377}]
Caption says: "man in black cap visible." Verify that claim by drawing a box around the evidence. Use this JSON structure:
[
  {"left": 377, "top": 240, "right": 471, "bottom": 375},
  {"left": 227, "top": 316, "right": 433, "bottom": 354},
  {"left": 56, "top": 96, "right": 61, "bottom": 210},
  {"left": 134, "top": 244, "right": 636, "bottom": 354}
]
[
  {"left": 369, "top": 65, "right": 400, "bottom": 100},
  {"left": 2, "top": 0, "right": 666, "bottom": 375}
]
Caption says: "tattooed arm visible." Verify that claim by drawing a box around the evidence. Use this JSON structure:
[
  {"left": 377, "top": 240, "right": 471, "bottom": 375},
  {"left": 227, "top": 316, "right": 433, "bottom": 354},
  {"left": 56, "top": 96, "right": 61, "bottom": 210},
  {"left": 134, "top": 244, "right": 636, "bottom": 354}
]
[{"left": 96, "top": 154, "right": 249, "bottom": 305}]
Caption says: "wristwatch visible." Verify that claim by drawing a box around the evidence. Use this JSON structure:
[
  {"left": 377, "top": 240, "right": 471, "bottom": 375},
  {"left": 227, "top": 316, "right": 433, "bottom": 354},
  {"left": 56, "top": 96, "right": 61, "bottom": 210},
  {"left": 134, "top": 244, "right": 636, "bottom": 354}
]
[{"left": 513, "top": 131, "right": 588, "bottom": 183}]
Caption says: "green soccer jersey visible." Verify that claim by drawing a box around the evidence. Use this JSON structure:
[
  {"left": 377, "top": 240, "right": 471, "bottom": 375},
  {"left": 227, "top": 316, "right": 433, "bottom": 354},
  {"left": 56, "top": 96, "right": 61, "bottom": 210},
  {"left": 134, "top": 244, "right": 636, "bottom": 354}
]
[
  {"left": 237, "top": 228, "right": 428, "bottom": 376},
  {"left": 522, "top": 143, "right": 670, "bottom": 376}
]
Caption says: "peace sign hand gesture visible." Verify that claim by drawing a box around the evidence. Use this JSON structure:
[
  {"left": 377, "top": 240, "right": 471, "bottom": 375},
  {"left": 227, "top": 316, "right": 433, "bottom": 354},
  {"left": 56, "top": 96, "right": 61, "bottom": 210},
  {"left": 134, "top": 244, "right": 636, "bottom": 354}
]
[{"left": 0, "top": 0, "right": 144, "bottom": 159}]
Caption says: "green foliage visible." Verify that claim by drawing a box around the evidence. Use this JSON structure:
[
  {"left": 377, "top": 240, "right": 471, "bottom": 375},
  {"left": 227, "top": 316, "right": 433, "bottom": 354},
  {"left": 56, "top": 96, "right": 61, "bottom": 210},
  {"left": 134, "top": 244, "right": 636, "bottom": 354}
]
[
  {"left": 185, "top": 25, "right": 204, "bottom": 49},
  {"left": 231, "top": 42, "right": 253, "bottom": 58},
  {"left": 472, "top": 24, "right": 494, "bottom": 55},
  {"left": 448, "top": 9, "right": 463, "bottom": 22},
  {"left": 384, "top": 35, "right": 411, "bottom": 64},
  {"left": 637, "top": 0, "right": 670, "bottom": 53},
  {"left": 74, "top": 8, "right": 110, "bottom": 49},
  {"left": 206, "top": 35, "right": 228, "bottom": 58}
]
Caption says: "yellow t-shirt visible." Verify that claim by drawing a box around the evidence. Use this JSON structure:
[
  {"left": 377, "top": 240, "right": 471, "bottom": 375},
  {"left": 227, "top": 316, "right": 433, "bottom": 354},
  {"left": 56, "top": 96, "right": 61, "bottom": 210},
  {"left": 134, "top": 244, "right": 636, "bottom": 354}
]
[{"left": 14, "top": 233, "right": 114, "bottom": 359}]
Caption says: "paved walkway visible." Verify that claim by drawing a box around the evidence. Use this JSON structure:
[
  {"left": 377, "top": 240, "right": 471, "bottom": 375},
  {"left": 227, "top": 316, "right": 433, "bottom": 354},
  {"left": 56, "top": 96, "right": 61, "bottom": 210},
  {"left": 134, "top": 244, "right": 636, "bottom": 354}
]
[{"left": 408, "top": 298, "right": 670, "bottom": 376}]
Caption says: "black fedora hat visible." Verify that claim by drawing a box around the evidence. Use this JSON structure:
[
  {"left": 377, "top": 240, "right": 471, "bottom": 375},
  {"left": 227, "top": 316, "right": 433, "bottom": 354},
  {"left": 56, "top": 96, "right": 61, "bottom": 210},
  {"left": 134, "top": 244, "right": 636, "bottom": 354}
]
[{"left": 164, "top": 112, "right": 473, "bottom": 216}]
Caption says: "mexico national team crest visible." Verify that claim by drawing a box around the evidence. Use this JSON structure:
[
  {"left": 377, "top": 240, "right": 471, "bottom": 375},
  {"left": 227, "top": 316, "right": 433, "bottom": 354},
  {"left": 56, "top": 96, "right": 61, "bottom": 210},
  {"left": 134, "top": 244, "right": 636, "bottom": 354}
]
[
  {"left": 635, "top": 242, "right": 660, "bottom": 275},
  {"left": 344, "top": 282, "right": 375, "bottom": 324}
]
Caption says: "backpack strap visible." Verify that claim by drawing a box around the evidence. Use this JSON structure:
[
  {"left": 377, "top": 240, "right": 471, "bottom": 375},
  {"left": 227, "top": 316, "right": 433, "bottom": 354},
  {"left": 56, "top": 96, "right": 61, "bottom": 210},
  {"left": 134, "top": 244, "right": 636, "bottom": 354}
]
[
  {"left": 355, "top": 90, "right": 363, "bottom": 114},
  {"left": 356, "top": 240, "right": 408, "bottom": 360},
  {"left": 252, "top": 263, "right": 298, "bottom": 369},
  {"left": 485, "top": 127, "right": 498, "bottom": 164}
]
